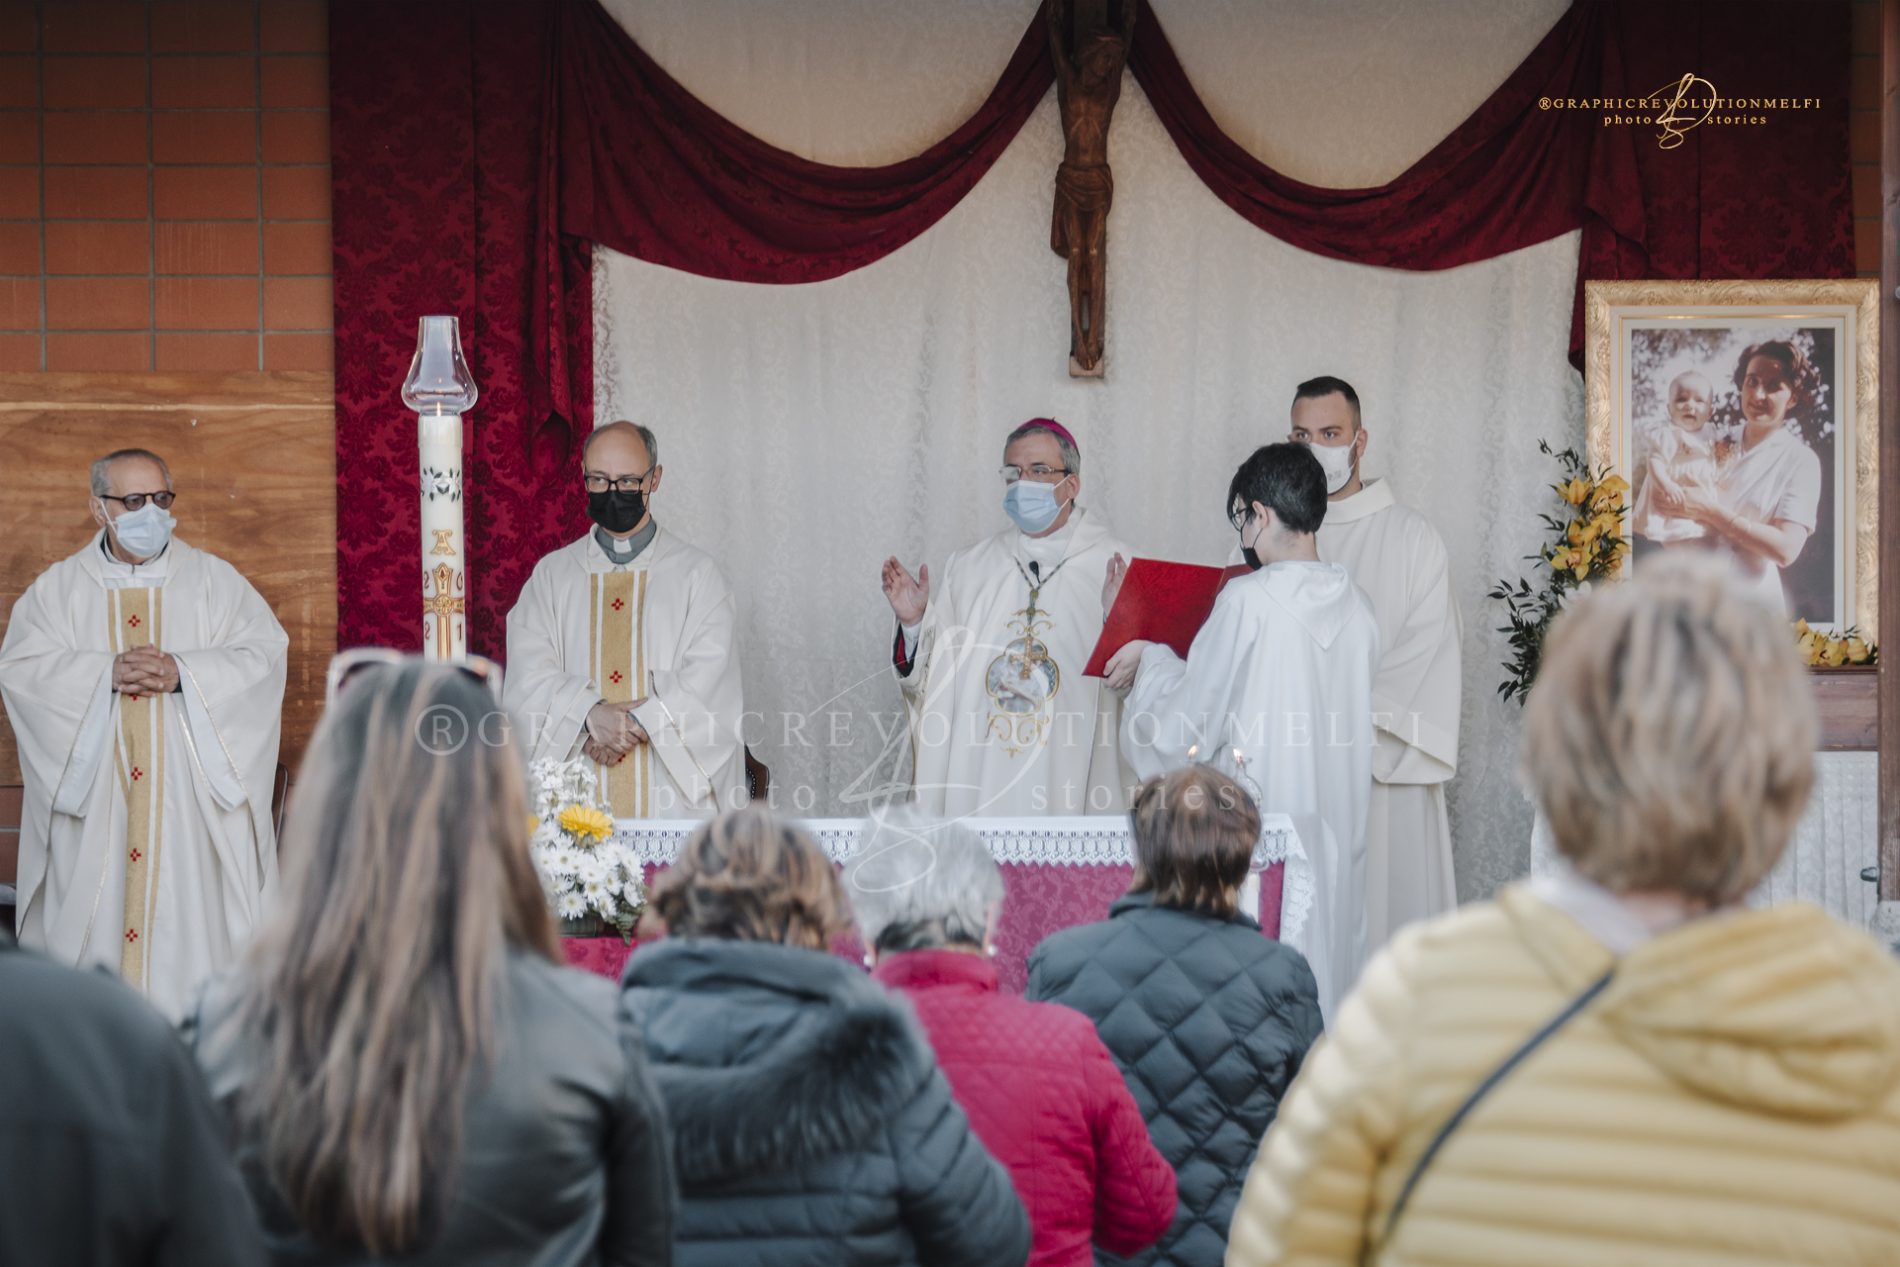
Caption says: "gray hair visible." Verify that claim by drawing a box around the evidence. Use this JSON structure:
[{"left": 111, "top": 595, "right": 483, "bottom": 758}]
[
  {"left": 1003, "top": 421, "right": 1080, "bottom": 478},
  {"left": 90, "top": 448, "right": 173, "bottom": 497},
  {"left": 582, "top": 420, "right": 658, "bottom": 468},
  {"left": 844, "top": 807, "right": 1005, "bottom": 954}
]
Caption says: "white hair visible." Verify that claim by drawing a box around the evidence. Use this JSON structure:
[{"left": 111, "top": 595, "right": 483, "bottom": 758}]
[
  {"left": 843, "top": 806, "right": 1005, "bottom": 954},
  {"left": 90, "top": 448, "right": 172, "bottom": 497}
]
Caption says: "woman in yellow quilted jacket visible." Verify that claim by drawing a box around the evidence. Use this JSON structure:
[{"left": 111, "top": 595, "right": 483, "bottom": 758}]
[{"left": 1226, "top": 551, "right": 1900, "bottom": 1266}]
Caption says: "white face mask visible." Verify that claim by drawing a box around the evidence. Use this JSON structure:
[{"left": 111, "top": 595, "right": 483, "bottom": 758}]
[
  {"left": 1306, "top": 437, "right": 1357, "bottom": 495},
  {"left": 110, "top": 502, "right": 175, "bottom": 559}
]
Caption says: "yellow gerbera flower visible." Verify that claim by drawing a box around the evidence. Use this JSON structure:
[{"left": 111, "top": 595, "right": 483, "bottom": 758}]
[{"left": 559, "top": 805, "right": 614, "bottom": 842}]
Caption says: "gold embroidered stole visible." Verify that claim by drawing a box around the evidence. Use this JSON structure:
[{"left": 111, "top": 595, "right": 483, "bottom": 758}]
[
  {"left": 109, "top": 587, "right": 164, "bottom": 987},
  {"left": 589, "top": 571, "right": 651, "bottom": 817}
]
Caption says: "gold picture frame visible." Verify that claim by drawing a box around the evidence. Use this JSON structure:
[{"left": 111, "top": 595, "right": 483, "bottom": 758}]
[{"left": 1584, "top": 279, "right": 1879, "bottom": 639}]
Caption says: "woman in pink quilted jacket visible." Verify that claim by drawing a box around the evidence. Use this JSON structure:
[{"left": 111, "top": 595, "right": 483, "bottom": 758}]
[{"left": 846, "top": 808, "right": 1177, "bottom": 1267}]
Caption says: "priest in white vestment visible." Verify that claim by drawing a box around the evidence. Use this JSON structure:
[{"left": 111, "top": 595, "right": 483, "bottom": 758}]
[
  {"left": 1108, "top": 442, "right": 1378, "bottom": 1018},
  {"left": 0, "top": 449, "right": 285, "bottom": 1020},
  {"left": 881, "top": 419, "right": 1131, "bottom": 816},
  {"left": 505, "top": 421, "right": 747, "bottom": 818},
  {"left": 1291, "top": 376, "right": 1461, "bottom": 950}
]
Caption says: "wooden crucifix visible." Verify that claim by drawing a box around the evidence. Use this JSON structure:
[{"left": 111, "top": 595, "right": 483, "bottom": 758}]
[{"left": 1049, "top": 0, "right": 1134, "bottom": 377}]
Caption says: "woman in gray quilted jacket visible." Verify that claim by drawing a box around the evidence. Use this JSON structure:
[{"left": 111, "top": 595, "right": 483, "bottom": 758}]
[
  {"left": 1027, "top": 765, "right": 1323, "bottom": 1267},
  {"left": 623, "top": 806, "right": 1032, "bottom": 1267}
]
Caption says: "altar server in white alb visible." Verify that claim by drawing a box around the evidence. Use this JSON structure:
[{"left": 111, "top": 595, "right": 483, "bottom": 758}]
[
  {"left": 882, "top": 419, "right": 1131, "bottom": 816},
  {"left": 0, "top": 449, "right": 286, "bottom": 1020},
  {"left": 1291, "top": 375, "right": 1462, "bottom": 948},
  {"left": 505, "top": 421, "right": 747, "bottom": 818},
  {"left": 1106, "top": 442, "right": 1378, "bottom": 1018}
]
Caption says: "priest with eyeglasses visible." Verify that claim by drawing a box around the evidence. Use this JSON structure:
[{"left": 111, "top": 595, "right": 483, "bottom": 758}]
[
  {"left": 505, "top": 420, "right": 748, "bottom": 818},
  {"left": 0, "top": 448, "right": 287, "bottom": 1019},
  {"left": 881, "top": 418, "right": 1132, "bottom": 816}
]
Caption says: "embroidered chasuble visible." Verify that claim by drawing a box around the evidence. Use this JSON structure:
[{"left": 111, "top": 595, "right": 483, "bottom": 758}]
[
  {"left": 895, "top": 509, "right": 1131, "bottom": 817},
  {"left": 0, "top": 534, "right": 286, "bottom": 1020},
  {"left": 505, "top": 527, "right": 748, "bottom": 818}
]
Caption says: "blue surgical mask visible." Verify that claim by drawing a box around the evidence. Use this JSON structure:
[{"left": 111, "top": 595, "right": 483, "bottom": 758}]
[
  {"left": 1004, "top": 479, "right": 1069, "bottom": 535},
  {"left": 111, "top": 502, "right": 175, "bottom": 560}
]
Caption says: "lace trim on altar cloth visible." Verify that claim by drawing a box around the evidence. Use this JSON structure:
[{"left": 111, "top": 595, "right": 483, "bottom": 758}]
[{"left": 612, "top": 814, "right": 1313, "bottom": 932}]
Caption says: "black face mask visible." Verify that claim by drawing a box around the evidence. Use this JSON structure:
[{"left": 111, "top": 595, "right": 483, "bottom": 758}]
[
  {"left": 588, "top": 488, "right": 646, "bottom": 534},
  {"left": 1241, "top": 545, "right": 1262, "bottom": 571}
]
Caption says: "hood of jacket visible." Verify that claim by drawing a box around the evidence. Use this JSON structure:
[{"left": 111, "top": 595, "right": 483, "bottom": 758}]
[
  {"left": 622, "top": 938, "right": 934, "bottom": 1184},
  {"left": 1245, "top": 560, "right": 1364, "bottom": 652},
  {"left": 1500, "top": 886, "right": 1900, "bottom": 1120}
]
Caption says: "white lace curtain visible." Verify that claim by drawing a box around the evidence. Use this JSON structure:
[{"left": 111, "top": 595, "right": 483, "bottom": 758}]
[{"left": 592, "top": 0, "right": 1580, "bottom": 900}]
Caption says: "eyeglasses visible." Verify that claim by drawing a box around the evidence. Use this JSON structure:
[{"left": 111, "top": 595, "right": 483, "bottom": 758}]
[
  {"left": 583, "top": 473, "right": 651, "bottom": 493},
  {"left": 324, "top": 648, "right": 505, "bottom": 709},
  {"left": 1228, "top": 505, "right": 1255, "bottom": 532},
  {"left": 1000, "top": 464, "right": 1071, "bottom": 484},
  {"left": 100, "top": 491, "right": 176, "bottom": 512}
]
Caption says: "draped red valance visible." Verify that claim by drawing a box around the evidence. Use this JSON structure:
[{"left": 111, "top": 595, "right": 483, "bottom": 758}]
[{"left": 332, "top": 0, "right": 1853, "bottom": 657}]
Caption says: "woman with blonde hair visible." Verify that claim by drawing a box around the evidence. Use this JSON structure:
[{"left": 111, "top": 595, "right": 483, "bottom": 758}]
[
  {"left": 622, "top": 806, "right": 1031, "bottom": 1267},
  {"left": 1226, "top": 551, "right": 1900, "bottom": 1266},
  {"left": 187, "top": 660, "right": 675, "bottom": 1267}
]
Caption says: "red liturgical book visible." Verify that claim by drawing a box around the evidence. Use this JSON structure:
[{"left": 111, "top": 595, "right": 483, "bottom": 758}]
[{"left": 1083, "top": 559, "right": 1252, "bottom": 677}]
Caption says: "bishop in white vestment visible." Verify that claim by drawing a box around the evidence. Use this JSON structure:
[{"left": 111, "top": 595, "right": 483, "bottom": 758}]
[
  {"left": 0, "top": 450, "right": 285, "bottom": 1020},
  {"left": 1291, "top": 377, "right": 1462, "bottom": 949},
  {"left": 505, "top": 422, "right": 747, "bottom": 818},
  {"left": 1110, "top": 443, "right": 1378, "bottom": 1019},
  {"left": 882, "top": 419, "right": 1131, "bottom": 816}
]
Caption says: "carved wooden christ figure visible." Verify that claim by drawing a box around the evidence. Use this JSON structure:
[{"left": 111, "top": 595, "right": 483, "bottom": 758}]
[{"left": 1049, "top": 0, "right": 1134, "bottom": 377}]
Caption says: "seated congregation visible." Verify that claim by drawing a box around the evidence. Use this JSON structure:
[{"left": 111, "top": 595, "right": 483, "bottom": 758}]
[{"left": 5, "top": 553, "right": 1900, "bottom": 1267}]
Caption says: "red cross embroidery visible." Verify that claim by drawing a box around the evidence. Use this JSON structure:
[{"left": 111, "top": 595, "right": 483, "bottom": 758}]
[
  {"left": 611, "top": 597, "right": 626, "bottom": 611},
  {"left": 124, "top": 929, "right": 138, "bottom": 943},
  {"left": 130, "top": 767, "right": 143, "bottom": 782},
  {"left": 127, "top": 614, "right": 141, "bottom": 628},
  {"left": 129, "top": 848, "right": 142, "bottom": 862},
  {"left": 127, "top": 694, "right": 141, "bottom": 702},
  {"left": 608, "top": 670, "right": 624, "bottom": 685}
]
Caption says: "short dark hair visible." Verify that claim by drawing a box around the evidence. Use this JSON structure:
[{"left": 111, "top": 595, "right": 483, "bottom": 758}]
[
  {"left": 1227, "top": 442, "right": 1327, "bottom": 536},
  {"left": 1127, "top": 767, "right": 1261, "bottom": 918},
  {"left": 1731, "top": 340, "right": 1822, "bottom": 422},
  {"left": 1292, "top": 375, "right": 1361, "bottom": 426}
]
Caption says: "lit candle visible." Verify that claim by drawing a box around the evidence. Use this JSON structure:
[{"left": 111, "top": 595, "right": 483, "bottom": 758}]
[{"left": 401, "top": 316, "right": 479, "bottom": 662}]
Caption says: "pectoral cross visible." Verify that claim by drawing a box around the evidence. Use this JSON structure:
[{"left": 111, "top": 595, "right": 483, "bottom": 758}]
[{"left": 423, "top": 562, "right": 465, "bottom": 660}]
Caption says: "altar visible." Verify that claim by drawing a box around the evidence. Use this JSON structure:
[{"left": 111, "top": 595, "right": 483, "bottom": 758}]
[{"left": 562, "top": 814, "right": 1307, "bottom": 992}]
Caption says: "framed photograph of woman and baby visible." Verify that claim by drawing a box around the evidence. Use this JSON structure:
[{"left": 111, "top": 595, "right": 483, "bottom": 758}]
[{"left": 1585, "top": 279, "right": 1880, "bottom": 639}]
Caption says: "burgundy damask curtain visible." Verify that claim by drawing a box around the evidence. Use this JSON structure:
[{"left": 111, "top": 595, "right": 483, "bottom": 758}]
[{"left": 331, "top": 0, "right": 1853, "bottom": 657}]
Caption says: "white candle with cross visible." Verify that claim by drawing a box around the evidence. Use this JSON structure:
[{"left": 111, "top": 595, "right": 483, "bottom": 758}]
[{"left": 402, "top": 316, "right": 479, "bottom": 662}]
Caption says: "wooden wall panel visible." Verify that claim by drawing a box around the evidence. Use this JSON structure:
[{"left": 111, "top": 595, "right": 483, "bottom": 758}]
[{"left": 0, "top": 371, "right": 336, "bottom": 785}]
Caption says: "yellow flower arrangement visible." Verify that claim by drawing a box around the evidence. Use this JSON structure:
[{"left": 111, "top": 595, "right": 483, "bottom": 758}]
[
  {"left": 1794, "top": 619, "right": 1876, "bottom": 668},
  {"left": 1490, "top": 442, "right": 1631, "bottom": 705},
  {"left": 558, "top": 804, "right": 614, "bottom": 842}
]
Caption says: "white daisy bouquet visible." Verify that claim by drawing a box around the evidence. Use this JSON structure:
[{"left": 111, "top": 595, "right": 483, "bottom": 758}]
[{"left": 527, "top": 758, "right": 645, "bottom": 941}]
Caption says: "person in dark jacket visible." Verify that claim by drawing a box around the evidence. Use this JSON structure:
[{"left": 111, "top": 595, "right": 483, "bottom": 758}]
[
  {"left": 846, "top": 807, "right": 1177, "bottom": 1267},
  {"left": 0, "top": 930, "right": 265, "bottom": 1266},
  {"left": 1028, "top": 765, "right": 1323, "bottom": 1267},
  {"left": 186, "top": 659, "right": 675, "bottom": 1267},
  {"left": 624, "top": 806, "right": 1032, "bottom": 1267}
]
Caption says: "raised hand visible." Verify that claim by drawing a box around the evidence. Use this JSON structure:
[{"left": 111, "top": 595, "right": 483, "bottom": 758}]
[
  {"left": 1101, "top": 552, "right": 1128, "bottom": 618},
  {"left": 881, "top": 557, "right": 930, "bottom": 626}
]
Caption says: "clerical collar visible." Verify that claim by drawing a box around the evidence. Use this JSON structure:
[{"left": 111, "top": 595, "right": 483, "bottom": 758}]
[
  {"left": 595, "top": 519, "right": 656, "bottom": 565},
  {"left": 1017, "top": 509, "right": 1080, "bottom": 570},
  {"left": 98, "top": 533, "right": 169, "bottom": 571},
  {"left": 1323, "top": 477, "right": 1397, "bottom": 526}
]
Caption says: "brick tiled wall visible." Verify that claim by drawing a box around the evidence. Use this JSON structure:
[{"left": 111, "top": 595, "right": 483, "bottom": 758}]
[
  {"left": 1853, "top": 0, "right": 1881, "bottom": 277},
  {"left": 0, "top": 0, "right": 330, "bottom": 373}
]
